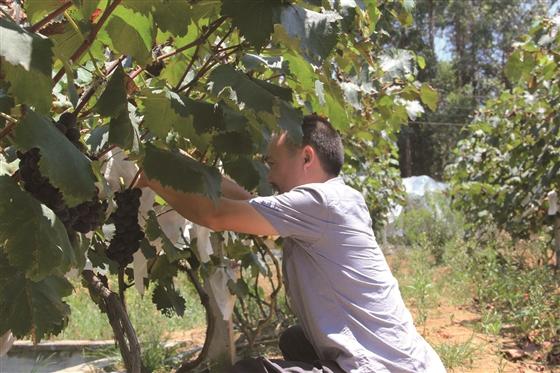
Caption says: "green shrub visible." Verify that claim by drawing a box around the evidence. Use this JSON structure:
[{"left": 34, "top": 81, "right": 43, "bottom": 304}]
[{"left": 394, "top": 192, "right": 464, "bottom": 263}]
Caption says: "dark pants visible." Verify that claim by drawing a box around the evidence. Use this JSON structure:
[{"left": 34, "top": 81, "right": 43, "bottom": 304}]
[{"left": 230, "top": 325, "right": 345, "bottom": 373}]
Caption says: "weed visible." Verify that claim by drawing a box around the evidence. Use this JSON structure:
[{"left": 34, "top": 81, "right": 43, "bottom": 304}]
[{"left": 434, "top": 336, "right": 478, "bottom": 370}]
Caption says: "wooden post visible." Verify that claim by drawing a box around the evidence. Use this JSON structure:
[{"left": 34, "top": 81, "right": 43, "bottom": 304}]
[{"left": 554, "top": 214, "right": 560, "bottom": 270}]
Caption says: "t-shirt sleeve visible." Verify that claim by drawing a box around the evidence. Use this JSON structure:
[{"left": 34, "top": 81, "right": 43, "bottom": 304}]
[{"left": 249, "top": 186, "right": 328, "bottom": 242}]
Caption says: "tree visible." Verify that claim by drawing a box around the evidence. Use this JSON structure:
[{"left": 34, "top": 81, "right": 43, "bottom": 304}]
[
  {"left": 386, "top": 0, "right": 551, "bottom": 178},
  {"left": 447, "top": 16, "right": 559, "bottom": 264}
]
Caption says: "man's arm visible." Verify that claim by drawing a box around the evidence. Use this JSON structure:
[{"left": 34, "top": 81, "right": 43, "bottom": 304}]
[
  {"left": 137, "top": 173, "right": 277, "bottom": 236},
  {"left": 221, "top": 175, "right": 253, "bottom": 200}
]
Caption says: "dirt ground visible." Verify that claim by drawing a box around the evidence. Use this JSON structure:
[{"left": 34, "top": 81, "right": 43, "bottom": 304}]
[
  {"left": 164, "top": 304, "right": 557, "bottom": 372},
  {"left": 412, "top": 302, "right": 556, "bottom": 373}
]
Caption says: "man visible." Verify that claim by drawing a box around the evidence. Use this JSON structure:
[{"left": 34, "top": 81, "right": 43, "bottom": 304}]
[{"left": 138, "top": 114, "right": 446, "bottom": 373}]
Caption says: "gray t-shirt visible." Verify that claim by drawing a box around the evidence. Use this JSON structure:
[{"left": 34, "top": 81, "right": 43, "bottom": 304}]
[{"left": 249, "top": 177, "right": 445, "bottom": 373}]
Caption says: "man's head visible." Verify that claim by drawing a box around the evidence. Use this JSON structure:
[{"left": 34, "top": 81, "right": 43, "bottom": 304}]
[{"left": 265, "top": 114, "right": 344, "bottom": 193}]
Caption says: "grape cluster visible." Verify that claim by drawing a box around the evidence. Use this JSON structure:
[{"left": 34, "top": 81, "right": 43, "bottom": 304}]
[
  {"left": 54, "top": 112, "right": 84, "bottom": 151},
  {"left": 107, "top": 188, "right": 145, "bottom": 266},
  {"left": 145, "top": 45, "right": 165, "bottom": 77},
  {"left": 17, "top": 112, "right": 106, "bottom": 234}
]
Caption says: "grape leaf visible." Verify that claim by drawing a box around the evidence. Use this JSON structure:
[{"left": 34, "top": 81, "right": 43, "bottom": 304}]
[
  {"left": 0, "top": 176, "right": 74, "bottom": 281},
  {"left": 0, "top": 18, "right": 53, "bottom": 113},
  {"left": 275, "top": 6, "right": 341, "bottom": 64},
  {"left": 152, "top": 282, "right": 186, "bottom": 317},
  {"left": 50, "top": 21, "right": 88, "bottom": 62},
  {"left": 153, "top": 0, "right": 190, "bottom": 36},
  {"left": 420, "top": 84, "right": 438, "bottom": 112},
  {"left": 174, "top": 97, "right": 226, "bottom": 134},
  {"left": 106, "top": 6, "right": 154, "bottom": 66},
  {"left": 23, "top": 0, "right": 61, "bottom": 23},
  {"left": 223, "top": 157, "right": 260, "bottom": 191},
  {"left": 13, "top": 110, "right": 97, "bottom": 207},
  {"left": 109, "top": 110, "right": 136, "bottom": 151},
  {"left": 143, "top": 144, "right": 221, "bottom": 200},
  {"left": 208, "top": 65, "right": 303, "bottom": 139},
  {"left": 212, "top": 131, "right": 255, "bottom": 155},
  {"left": 73, "top": 0, "right": 101, "bottom": 21},
  {"left": 95, "top": 64, "right": 128, "bottom": 118},
  {"left": 221, "top": 0, "right": 284, "bottom": 51},
  {"left": 0, "top": 252, "right": 72, "bottom": 341},
  {"left": 142, "top": 90, "right": 181, "bottom": 138}
]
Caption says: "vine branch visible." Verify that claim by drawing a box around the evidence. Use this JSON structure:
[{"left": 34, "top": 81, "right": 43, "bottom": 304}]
[
  {"left": 82, "top": 270, "right": 141, "bottom": 373},
  {"left": 53, "top": 0, "right": 123, "bottom": 85},
  {"left": 29, "top": 1, "right": 72, "bottom": 33},
  {"left": 176, "top": 229, "right": 214, "bottom": 373}
]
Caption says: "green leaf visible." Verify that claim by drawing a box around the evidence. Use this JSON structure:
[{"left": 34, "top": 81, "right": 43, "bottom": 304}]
[
  {"left": 417, "top": 55, "right": 426, "bottom": 69},
  {"left": 13, "top": 110, "right": 97, "bottom": 206},
  {"left": 106, "top": 7, "right": 154, "bottom": 65},
  {"left": 275, "top": 6, "right": 341, "bottom": 63},
  {"left": 420, "top": 84, "right": 438, "bottom": 112},
  {"left": 224, "top": 241, "right": 251, "bottom": 259},
  {"left": 142, "top": 89, "right": 181, "bottom": 138},
  {"left": 2, "top": 64, "right": 52, "bottom": 114},
  {"left": 0, "top": 18, "right": 53, "bottom": 113},
  {"left": 153, "top": 0, "right": 190, "bottom": 36},
  {"left": 253, "top": 79, "right": 293, "bottom": 102},
  {"left": 284, "top": 53, "right": 316, "bottom": 93},
  {"left": 208, "top": 65, "right": 303, "bottom": 139},
  {"left": 212, "top": 131, "right": 254, "bottom": 155},
  {"left": 23, "top": 0, "right": 61, "bottom": 23},
  {"left": 74, "top": 0, "right": 101, "bottom": 21},
  {"left": 221, "top": 0, "right": 284, "bottom": 51},
  {"left": 50, "top": 21, "right": 87, "bottom": 62},
  {"left": 227, "top": 278, "right": 249, "bottom": 298},
  {"left": 143, "top": 144, "right": 222, "bottom": 200},
  {"left": 0, "top": 176, "right": 74, "bottom": 281},
  {"left": 109, "top": 110, "right": 136, "bottom": 151},
  {"left": 152, "top": 282, "right": 186, "bottom": 317},
  {"left": 149, "top": 254, "right": 178, "bottom": 282},
  {"left": 178, "top": 98, "right": 225, "bottom": 134},
  {"left": 223, "top": 157, "right": 260, "bottom": 191},
  {"left": 0, "top": 253, "right": 73, "bottom": 340},
  {"left": 95, "top": 64, "right": 128, "bottom": 118}
]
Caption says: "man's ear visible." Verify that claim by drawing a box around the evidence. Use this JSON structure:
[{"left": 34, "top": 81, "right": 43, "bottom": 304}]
[{"left": 302, "top": 145, "right": 314, "bottom": 165}]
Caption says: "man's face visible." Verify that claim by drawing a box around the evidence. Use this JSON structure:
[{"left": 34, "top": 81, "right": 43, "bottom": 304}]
[{"left": 265, "top": 133, "right": 304, "bottom": 193}]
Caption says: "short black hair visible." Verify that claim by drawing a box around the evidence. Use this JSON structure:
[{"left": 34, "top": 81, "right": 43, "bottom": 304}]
[{"left": 289, "top": 113, "right": 344, "bottom": 176}]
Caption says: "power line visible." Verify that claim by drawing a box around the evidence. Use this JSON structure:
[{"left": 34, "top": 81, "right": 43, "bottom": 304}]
[{"left": 410, "top": 121, "right": 468, "bottom": 127}]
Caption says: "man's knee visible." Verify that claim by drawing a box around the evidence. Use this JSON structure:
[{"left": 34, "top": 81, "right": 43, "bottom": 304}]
[
  {"left": 279, "top": 325, "right": 304, "bottom": 354},
  {"left": 278, "top": 325, "right": 318, "bottom": 363}
]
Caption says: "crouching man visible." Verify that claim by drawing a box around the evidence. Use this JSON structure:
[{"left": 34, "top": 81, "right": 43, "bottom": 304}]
[{"left": 138, "top": 114, "right": 446, "bottom": 373}]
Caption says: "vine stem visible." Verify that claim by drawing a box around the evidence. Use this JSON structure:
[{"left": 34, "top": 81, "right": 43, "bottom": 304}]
[
  {"left": 0, "top": 121, "right": 17, "bottom": 141},
  {"left": 29, "top": 1, "right": 72, "bottom": 33},
  {"left": 83, "top": 270, "right": 141, "bottom": 373},
  {"left": 130, "top": 16, "right": 228, "bottom": 82},
  {"left": 53, "top": 0, "right": 123, "bottom": 85},
  {"left": 118, "top": 266, "right": 126, "bottom": 309},
  {"left": 176, "top": 230, "right": 215, "bottom": 373}
]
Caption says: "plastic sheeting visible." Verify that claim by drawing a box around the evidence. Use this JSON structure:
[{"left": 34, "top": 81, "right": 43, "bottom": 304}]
[
  {"left": 384, "top": 176, "right": 448, "bottom": 239},
  {"left": 208, "top": 266, "right": 238, "bottom": 321},
  {"left": 0, "top": 331, "right": 14, "bottom": 357}
]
